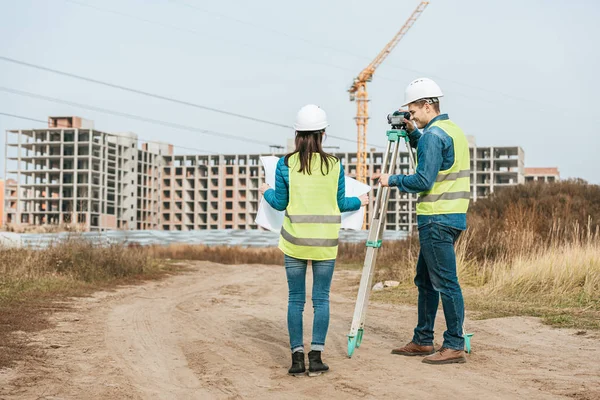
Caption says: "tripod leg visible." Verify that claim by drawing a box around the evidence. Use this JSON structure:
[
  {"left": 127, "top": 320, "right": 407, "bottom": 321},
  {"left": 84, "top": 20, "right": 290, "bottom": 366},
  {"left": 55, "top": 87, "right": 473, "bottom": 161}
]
[{"left": 347, "top": 138, "right": 401, "bottom": 357}]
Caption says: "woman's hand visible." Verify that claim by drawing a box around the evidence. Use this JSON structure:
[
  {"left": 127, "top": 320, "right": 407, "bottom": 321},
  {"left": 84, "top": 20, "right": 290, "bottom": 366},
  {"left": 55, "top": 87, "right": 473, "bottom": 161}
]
[{"left": 259, "top": 183, "right": 271, "bottom": 196}]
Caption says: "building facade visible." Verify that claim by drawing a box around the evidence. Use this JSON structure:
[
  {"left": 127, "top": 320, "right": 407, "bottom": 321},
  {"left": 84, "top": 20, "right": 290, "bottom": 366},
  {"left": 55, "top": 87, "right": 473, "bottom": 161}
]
[
  {"left": 0, "top": 179, "right": 4, "bottom": 228},
  {"left": 4, "top": 117, "right": 170, "bottom": 231},
  {"left": 525, "top": 167, "right": 560, "bottom": 183},
  {"left": 4, "top": 117, "right": 552, "bottom": 232}
]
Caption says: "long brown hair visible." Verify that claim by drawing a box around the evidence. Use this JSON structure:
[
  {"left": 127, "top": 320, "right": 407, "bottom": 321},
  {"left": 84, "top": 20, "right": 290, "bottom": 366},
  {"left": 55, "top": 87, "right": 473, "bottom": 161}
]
[{"left": 284, "top": 130, "right": 338, "bottom": 175}]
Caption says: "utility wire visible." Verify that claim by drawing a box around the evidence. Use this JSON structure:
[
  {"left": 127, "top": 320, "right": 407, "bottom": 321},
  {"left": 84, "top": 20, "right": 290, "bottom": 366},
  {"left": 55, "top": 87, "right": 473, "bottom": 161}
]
[
  {"left": 0, "top": 55, "right": 291, "bottom": 130},
  {"left": 0, "top": 86, "right": 279, "bottom": 148},
  {"left": 60, "top": 0, "right": 361, "bottom": 76},
  {"left": 167, "top": 0, "right": 564, "bottom": 110},
  {"left": 0, "top": 112, "right": 219, "bottom": 155},
  {"left": 55, "top": 1, "right": 561, "bottom": 122},
  {"left": 168, "top": 0, "right": 372, "bottom": 60},
  {"left": 62, "top": 0, "right": 534, "bottom": 146},
  {"left": 0, "top": 56, "right": 383, "bottom": 148}
]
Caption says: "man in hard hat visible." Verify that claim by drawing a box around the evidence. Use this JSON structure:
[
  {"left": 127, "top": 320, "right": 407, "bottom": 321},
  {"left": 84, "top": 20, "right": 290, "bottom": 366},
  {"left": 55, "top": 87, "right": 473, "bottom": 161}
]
[{"left": 379, "top": 78, "right": 470, "bottom": 365}]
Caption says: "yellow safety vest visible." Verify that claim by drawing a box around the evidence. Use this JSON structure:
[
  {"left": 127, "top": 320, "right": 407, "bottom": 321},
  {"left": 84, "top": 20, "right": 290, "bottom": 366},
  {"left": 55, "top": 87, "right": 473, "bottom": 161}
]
[
  {"left": 279, "top": 153, "right": 342, "bottom": 260},
  {"left": 416, "top": 119, "right": 471, "bottom": 215}
]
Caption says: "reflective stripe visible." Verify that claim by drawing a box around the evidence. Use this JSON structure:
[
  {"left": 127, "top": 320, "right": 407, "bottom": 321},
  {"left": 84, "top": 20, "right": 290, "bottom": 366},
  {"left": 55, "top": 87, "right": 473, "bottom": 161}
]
[
  {"left": 279, "top": 153, "right": 341, "bottom": 260},
  {"left": 435, "top": 169, "right": 470, "bottom": 182},
  {"left": 285, "top": 210, "right": 341, "bottom": 224},
  {"left": 281, "top": 227, "right": 339, "bottom": 247},
  {"left": 417, "top": 191, "right": 471, "bottom": 204},
  {"left": 417, "top": 119, "right": 470, "bottom": 215}
]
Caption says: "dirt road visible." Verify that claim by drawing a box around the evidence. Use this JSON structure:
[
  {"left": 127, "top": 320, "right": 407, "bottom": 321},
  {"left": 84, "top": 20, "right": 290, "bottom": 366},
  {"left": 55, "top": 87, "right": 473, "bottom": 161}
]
[{"left": 1, "top": 262, "right": 599, "bottom": 399}]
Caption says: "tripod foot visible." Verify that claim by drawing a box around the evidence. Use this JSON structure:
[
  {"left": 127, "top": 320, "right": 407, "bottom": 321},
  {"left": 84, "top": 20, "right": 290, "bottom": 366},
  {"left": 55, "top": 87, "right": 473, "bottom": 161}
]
[
  {"left": 347, "top": 335, "right": 358, "bottom": 358},
  {"left": 356, "top": 328, "right": 364, "bottom": 348},
  {"left": 465, "top": 333, "right": 474, "bottom": 354}
]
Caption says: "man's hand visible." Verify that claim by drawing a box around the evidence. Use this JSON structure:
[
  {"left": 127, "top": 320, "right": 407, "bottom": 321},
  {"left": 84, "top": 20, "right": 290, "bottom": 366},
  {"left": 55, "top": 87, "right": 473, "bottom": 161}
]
[
  {"left": 398, "top": 108, "right": 415, "bottom": 134},
  {"left": 259, "top": 183, "right": 271, "bottom": 196},
  {"left": 378, "top": 173, "right": 390, "bottom": 187},
  {"left": 404, "top": 117, "right": 415, "bottom": 134}
]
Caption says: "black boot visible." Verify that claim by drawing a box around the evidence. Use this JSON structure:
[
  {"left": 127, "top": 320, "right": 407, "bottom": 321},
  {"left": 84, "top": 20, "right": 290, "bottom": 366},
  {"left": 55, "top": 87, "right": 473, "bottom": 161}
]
[
  {"left": 308, "top": 350, "right": 329, "bottom": 377},
  {"left": 288, "top": 351, "right": 306, "bottom": 376}
]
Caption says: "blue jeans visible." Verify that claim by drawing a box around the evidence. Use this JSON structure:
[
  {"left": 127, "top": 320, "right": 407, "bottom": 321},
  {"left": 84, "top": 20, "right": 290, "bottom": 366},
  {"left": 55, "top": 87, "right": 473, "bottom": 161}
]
[
  {"left": 284, "top": 255, "right": 335, "bottom": 353},
  {"left": 412, "top": 223, "right": 465, "bottom": 351}
]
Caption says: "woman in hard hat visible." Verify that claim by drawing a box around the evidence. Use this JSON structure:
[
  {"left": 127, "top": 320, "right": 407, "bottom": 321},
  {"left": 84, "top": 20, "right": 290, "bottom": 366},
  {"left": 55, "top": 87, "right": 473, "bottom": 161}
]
[{"left": 260, "top": 104, "right": 369, "bottom": 377}]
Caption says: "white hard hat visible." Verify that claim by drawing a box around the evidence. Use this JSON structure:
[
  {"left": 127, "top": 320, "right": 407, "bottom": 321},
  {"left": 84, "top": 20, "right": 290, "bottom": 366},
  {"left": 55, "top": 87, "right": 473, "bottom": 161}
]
[
  {"left": 293, "top": 104, "right": 329, "bottom": 131},
  {"left": 402, "top": 78, "right": 444, "bottom": 107}
]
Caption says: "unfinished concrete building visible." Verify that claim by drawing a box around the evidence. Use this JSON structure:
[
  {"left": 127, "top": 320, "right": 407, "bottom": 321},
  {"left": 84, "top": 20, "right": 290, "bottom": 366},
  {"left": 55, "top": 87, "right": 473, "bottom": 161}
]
[
  {"left": 469, "top": 144, "right": 526, "bottom": 201},
  {"left": 154, "top": 144, "right": 525, "bottom": 232},
  {"left": 525, "top": 167, "right": 560, "bottom": 183},
  {"left": 4, "top": 116, "right": 553, "bottom": 233},
  {"left": 4, "top": 117, "right": 169, "bottom": 231},
  {"left": 0, "top": 179, "right": 5, "bottom": 228},
  {"left": 160, "top": 154, "right": 263, "bottom": 231}
]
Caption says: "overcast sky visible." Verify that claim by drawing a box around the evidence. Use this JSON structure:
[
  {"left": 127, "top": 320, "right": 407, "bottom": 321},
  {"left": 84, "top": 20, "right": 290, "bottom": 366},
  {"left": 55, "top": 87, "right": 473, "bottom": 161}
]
[{"left": 1, "top": 0, "right": 598, "bottom": 182}]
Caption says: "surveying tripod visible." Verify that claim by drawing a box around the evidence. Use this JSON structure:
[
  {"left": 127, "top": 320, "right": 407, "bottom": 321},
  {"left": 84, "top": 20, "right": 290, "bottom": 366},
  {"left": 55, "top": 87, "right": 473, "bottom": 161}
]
[
  {"left": 346, "top": 118, "right": 474, "bottom": 357},
  {"left": 346, "top": 124, "right": 415, "bottom": 358}
]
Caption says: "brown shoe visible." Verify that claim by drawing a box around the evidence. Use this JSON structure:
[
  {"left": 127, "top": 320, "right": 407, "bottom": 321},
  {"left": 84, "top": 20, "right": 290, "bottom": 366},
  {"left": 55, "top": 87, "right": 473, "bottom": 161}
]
[
  {"left": 391, "top": 341, "right": 435, "bottom": 356},
  {"left": 422, "top": 347, "right": 466, "bottom": 364}
]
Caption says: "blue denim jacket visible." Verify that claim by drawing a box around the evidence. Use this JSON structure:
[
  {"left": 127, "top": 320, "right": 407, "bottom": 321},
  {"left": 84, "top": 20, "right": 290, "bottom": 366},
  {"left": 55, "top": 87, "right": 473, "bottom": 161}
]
[
  {"left": 264, "top": 157, "right": 361, "bottom": 212},
  {"left": 388, "top": 114, "right": 467, "bottom": 230}
]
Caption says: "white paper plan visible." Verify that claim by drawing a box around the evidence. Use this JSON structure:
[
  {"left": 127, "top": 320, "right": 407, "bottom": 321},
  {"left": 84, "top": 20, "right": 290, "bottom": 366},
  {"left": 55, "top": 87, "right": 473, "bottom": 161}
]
[
  {"left": 341, "top": 176, "right": 371, "bottom": 230},
  {"left": 255, "top": 156, "right": 371, "bottom": 233},
  {"left": 255, "top": 156, "right": 285, "bottom": 233}
]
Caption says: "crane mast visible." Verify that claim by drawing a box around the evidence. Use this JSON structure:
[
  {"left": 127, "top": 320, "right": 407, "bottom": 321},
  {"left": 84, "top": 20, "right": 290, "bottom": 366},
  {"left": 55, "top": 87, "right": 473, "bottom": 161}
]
[{"left": 348, "top": 1, "right": 429, "bottom": 183}]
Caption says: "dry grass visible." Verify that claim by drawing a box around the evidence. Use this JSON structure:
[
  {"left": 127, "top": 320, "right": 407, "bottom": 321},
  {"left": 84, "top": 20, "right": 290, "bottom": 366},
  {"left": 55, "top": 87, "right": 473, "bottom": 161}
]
[
  {"left": 2, "top": 181, "right": 597, "bottom": 370},
  {"left": 148, "top": 244, "right": 284, "bottom": 265},
  {"left": 2, "top": 222, "right": 88, "bottom": 233},
  {"left": 147, "top": 241, "right": 420, "bottom": 275},
  {"left": 367, "top": 222, "right": 600, "bottom": 330},
  {"left": 484, "top": 228, "right": 600, "bottom": 305},
  {"left": 150, "top": 181, "right": 600, "bottom": 329},
  {"left": 368, "top": 181, "right": 600, "bottom": 329},
  {"left": 0, "top": 241, "right": 175, "bottom": 369}
]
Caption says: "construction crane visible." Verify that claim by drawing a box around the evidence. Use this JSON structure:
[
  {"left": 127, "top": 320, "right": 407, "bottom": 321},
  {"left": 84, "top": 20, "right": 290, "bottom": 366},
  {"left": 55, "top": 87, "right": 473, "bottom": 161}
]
[{"left": 348, "top": 1, "right": 429, "bottom": 183}]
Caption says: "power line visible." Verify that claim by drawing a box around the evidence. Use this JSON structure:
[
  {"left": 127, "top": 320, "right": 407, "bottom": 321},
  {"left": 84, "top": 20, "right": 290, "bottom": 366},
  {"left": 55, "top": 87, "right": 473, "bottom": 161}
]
[
  {"left": 61, "top": 0, "right": 410, "bottom": 87},
  {"left": 0, "top": 86, "right": 281, "bottom": 148},
  {"left": 168, "top": 0, "right": 372, "bottom": 60},
  {"left": 61, "top": 0, "right": 565, "bottom": 112},
  {"left": 0, "top": 112, "right": 219, "bottom": 155},
  {"left": 167, "top": 0, "right": 563, "bottom": 110},
  {"left": 60, "top": 0, "right": 413, "bottom": 89},
  {"left": 169, "top": 0, "right": 379, "bottom": 63},
  {"left": 64, "top": 0, "right": 368, "bottom": 72},
  {"left": 54, "top": 1, "right": 562, "bottom": 125},
  {"left": 0, "top": 55, "right": 291, "bottom": 130},
  {"left": 0, "top": 56, "right": 383, "bottom": 148},
  {"left": 59, "top": 0, "right": 361, "bottom": 76},
  {"left": 60, "top": 0, "right": 527, "bottom": 146}
]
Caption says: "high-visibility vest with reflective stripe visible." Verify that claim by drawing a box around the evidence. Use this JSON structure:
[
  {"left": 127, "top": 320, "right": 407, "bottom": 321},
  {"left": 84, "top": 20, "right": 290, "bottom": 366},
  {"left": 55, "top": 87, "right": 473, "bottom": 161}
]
[
  {"left": 279, "top": 153, "right": 341, "bottom": 260},
  {"left": 416, "top": 119, "right": 471, "bottom": 215}
]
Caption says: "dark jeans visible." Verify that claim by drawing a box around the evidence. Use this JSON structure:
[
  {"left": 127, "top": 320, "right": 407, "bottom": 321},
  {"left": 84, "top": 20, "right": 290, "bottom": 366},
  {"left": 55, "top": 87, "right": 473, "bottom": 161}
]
[
  {"left": 284, "top": 255, "right": 335, "bottom": 353},
  {"left": 412, "top": 223, "right": 465, "bottom": 351}
]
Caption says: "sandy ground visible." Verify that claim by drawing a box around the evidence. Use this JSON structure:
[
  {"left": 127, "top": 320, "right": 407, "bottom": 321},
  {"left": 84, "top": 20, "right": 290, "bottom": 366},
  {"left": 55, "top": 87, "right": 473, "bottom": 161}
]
[{"left": 0, "top": 261, "right": 599, "bottom": 400}]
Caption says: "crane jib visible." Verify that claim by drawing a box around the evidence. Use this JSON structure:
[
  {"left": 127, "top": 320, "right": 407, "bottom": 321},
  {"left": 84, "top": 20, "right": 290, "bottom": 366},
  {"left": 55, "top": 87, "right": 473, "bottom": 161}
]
[{"left": 347, "top": 1, "right": 430, "bottom": 184}]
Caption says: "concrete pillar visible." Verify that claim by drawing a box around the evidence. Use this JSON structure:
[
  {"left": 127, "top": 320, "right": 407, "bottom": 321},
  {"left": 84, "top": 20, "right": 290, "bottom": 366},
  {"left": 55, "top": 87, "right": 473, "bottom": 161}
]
[
  {"left": 59, "top": 129, "right": 64, "bottom": 225},
  {"left": 16, "top": 130, "right": 22, "bottom": 225},
  {"left": 73, "top": 129, "right": 78, "bottom": 222},
  {"left": 88, "top": 136, "right": 92, "bottom": 229}
]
